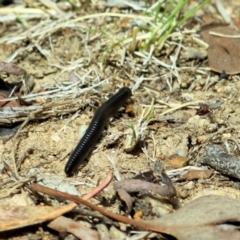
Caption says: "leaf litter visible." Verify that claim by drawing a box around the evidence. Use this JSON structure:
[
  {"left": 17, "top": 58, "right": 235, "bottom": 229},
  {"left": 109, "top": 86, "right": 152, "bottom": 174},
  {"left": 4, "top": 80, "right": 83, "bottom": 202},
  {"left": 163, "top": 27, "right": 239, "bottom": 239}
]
[
  {"left": 201, "top": 23, "right": 240, "bottom": 74},
  {"left": 1, "top": 0, "right": 240, "bottom": 239},
  {"left": 0, "top": 202, "right": 76, "bottom": 232},
  {"left": 29, "top": 183, "right": 240, "bottom": 240}
]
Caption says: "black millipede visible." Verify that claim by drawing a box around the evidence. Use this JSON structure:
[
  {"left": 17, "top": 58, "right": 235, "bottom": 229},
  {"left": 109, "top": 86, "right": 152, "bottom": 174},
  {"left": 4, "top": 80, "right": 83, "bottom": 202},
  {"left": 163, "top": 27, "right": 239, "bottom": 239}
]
[{"left": 65, "top": 87, "right": 132, "bottom": 175}]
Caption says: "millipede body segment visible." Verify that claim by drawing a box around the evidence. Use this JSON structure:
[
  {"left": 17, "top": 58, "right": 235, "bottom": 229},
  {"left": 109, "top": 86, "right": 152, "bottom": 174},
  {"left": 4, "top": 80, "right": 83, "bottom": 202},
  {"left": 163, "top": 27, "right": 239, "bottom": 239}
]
[{"left": 65, "top": 87, "right": 132, "bottom": 175}]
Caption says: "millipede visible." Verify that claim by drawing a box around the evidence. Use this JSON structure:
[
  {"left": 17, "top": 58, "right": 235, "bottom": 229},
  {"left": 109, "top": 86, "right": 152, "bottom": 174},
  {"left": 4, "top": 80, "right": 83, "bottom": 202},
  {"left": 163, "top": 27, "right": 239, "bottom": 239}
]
[{"left": 65, "top": 87, "right": 132, "bottom": 175}]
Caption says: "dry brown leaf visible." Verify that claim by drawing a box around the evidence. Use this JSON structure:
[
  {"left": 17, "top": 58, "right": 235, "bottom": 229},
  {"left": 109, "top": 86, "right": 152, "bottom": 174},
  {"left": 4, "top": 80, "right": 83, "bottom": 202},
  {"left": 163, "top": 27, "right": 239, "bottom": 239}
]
[
  {"left": 0, "top": 62, "right": 26, "bottom": 76},
  {"left": 143, "top": 195, "right": 240, "bottom": 240},
  {"left": 166, "top": 154, "right": 188, "bottom": 168},
  {"left": 181, "top": 169, "right": 213, "bottom": 181},
  {"left": 201, "top": 23, "right": 240, "bottom": 74},
  {"left": 0, "top": 202, "right": 76, "bottom": 232},
  {"left": 0, "top": 95, "right": 20, "bottom": 108},
  {"left": 48, "top": 216, "right": 99, "bottom": 240},
  {"left": 115, "top": 178, "right": 177, "bottom": 212}
]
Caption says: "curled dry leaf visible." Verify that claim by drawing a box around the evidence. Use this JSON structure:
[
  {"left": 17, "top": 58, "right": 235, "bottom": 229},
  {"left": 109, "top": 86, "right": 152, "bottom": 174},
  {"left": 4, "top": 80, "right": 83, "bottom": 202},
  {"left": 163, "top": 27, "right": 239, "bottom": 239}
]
[
  {"left": 166, "top": 154, "right": 188, "bottom": 168},
  {"left": 48, "top": 216, "right": 99, "bottom": 240},
  {"left": 147, "top": 195, "right": 240, "bottom": 240},
  {"left": 181, "top": 169, "right": 214, "bottom": 181},
  {"left": 201, "top": 23, "right": 240, "bottom": 74},
  {"left": 114, "top": 178, "right": 177, "bottom": 212},
  {"left": 0, "top": 203, "right": 76, "bottom": 232}
]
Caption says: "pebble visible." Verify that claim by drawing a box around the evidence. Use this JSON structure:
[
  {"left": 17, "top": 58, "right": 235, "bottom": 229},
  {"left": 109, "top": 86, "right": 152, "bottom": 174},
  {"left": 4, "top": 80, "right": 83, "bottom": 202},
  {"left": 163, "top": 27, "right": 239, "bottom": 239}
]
[
  {"left": 109, "top": 226, "right": 126, "bottom": 240},
  {"left": 183, "top": 181, "right": 195, "bottom": 190}
]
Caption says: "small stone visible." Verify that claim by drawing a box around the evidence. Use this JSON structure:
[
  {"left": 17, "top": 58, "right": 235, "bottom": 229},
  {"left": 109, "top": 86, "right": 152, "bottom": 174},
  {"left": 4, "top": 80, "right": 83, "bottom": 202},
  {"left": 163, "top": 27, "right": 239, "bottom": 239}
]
[
  {"left": 184, "top": 181, "right": 195, "bottom": 190},
  {"left": 179, "top": 189, "right": 189, "bottom": 199},
  {"left": 109, "top": 226, "right": 126, "bottom": 240}
]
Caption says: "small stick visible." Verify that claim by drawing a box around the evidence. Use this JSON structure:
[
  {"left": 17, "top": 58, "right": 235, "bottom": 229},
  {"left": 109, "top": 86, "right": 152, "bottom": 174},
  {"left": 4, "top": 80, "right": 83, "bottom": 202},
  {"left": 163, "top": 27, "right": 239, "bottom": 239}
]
[
  {"left": 201, "top": 144, "right": 240, "bottom": 180},
  {"left": 160, "top": 100, "right": 204, "bottom": 115},
  {"left": 82, "top": 171, "right": 113, "bottom": 200},
  {"left": 29, "top": 183, "right": 168, "bottom": 233}
]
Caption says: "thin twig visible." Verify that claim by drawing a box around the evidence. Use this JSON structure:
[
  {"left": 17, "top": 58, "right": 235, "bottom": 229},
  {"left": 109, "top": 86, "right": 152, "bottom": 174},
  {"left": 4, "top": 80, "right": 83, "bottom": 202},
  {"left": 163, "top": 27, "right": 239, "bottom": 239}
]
[
  {"left": 160, "top": 100, "right": 204, "bottom": 115},
  {"left": 82, "top": 171, "right": 113, "bottom": 200},
  {"left": 29, "top": 183, "right": 169, "bottom": 233}
]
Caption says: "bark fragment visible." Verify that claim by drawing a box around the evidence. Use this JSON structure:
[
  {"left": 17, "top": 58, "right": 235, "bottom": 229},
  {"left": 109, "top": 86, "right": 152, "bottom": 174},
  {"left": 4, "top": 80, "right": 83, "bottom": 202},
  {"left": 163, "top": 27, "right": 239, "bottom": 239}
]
[{"left": 201, "top": 144, "right": 240, "bottom": 180}]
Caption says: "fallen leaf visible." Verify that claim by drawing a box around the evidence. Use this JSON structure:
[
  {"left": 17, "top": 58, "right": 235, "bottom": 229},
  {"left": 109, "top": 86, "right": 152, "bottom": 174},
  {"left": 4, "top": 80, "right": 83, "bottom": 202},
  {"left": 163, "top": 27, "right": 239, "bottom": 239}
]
[
  {"left": 48, "top": 216, "right": 99, "bottom": 240},
  {"left": 115, "top": 178, "right": 177, "bottom": 212},
  {"left": 144, "top": 195, "right": 240, "bottom": 240},
  {"left": 133, "top": 211, "right": 143, "bottom": 219},
  {"left": 166, "top": 154, "right": 188, "bottom": 168},
  {"left": 30, "top": 183, "right": 240, "bottom": 240},
  {"left": 0, "top": 62, "right": 26, "bottom": 76},
  {"left": 181, "top": 169, "right": 213, "bottom": 181},
  {"left": 192, "top": 187, "right": 240, "bottom": 201},
  {"left": 0, "top": 202, "right": 76, "bottom": 232},
  {"left": 201, "top": 23, "right": 240, "bottom": 74},
  {"left": 0, "top": 95, "right": 20, "bottom": 108}
]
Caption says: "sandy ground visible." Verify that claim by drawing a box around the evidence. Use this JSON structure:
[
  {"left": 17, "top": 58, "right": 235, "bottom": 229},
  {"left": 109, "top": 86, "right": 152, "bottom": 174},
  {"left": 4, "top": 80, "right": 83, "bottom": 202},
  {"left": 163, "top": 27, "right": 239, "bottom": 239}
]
[{"left": 1, "top": 0, "right": 240, "bottom": 239}]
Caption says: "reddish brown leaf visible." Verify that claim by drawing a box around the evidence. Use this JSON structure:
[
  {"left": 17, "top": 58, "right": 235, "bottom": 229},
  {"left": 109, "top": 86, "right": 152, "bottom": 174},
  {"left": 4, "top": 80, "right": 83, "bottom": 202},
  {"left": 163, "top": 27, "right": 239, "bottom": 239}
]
[
  {"left": 115, "top": 178, "right": 177, "bottom": 212},
  {"left": 201, "top": 23, "right": 240, "bottom": 74},
  {"left": 0, "top": 62, "right": 26, "bottom": 76},
  {"left": 0, "top": 95, "right": 20, "bottom": 108},
  {"left": 181, "top": 169, "right": 213, "bottom": 181}
]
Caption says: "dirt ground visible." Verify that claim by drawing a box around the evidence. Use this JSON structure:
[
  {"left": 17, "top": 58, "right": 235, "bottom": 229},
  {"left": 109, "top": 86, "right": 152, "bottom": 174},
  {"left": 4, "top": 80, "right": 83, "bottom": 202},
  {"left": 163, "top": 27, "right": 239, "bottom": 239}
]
[{"left": 1, "top": 0, "right": 240, "bottom": 239}]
